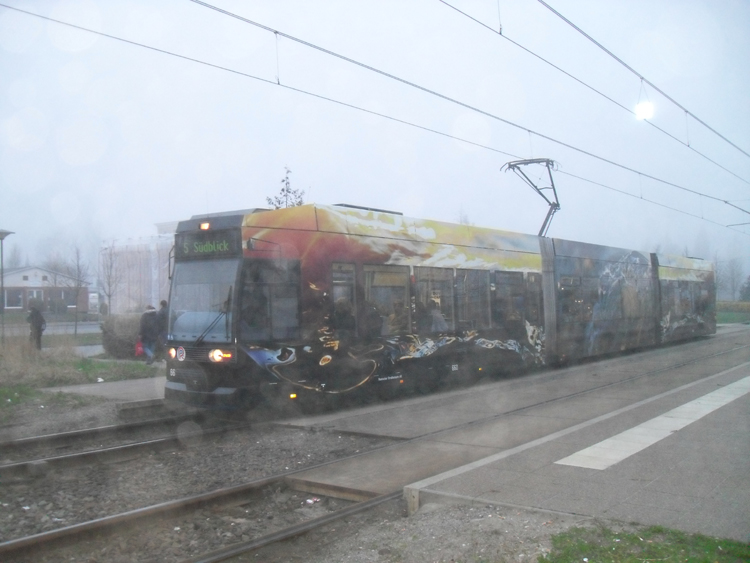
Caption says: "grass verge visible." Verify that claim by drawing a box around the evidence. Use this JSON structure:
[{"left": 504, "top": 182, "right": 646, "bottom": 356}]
[
  {"left": 716, "top": 311, "right": 750, "bottom": 324},
  {"left": 541, "top": 524, "right": 750, "bottom": 562},
  {"left": 0, "top": 339, "right": 161, "bottom": 410}
]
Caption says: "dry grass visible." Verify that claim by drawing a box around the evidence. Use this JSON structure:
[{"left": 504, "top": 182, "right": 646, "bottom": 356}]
[
  {"left": 0, "top": 337, "right": 159, "bottom": 390},
  {"left": 717, "top": 301, "right": 750, "bottom": 313}
]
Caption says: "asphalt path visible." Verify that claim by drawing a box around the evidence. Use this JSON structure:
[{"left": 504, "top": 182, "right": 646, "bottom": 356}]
[{"left": 2, "top": 321, "right": 101, "bottom": 336}]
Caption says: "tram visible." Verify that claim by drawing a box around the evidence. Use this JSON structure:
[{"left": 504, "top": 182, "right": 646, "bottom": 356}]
[{"left": 164, "top": 204, "right": 715, "bottom": 409}]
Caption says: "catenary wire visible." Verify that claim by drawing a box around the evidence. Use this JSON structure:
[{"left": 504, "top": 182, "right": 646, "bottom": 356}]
[
  {"left": 187, "top": 0, "right": 750, "bottom": 216},
  {"left": 535, "top": 0, "right": 750, "bottom": 160},
  {"left": 437, "top": 0, "right": 750, "bottom": 186},
  {"left": 1, "top": 3, "right": 747, "bottom": 238}
]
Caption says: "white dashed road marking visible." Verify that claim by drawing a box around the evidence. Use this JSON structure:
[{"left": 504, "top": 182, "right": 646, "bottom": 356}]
[{"left": 555, "top": 376, "right": 750, "bottom": 470}]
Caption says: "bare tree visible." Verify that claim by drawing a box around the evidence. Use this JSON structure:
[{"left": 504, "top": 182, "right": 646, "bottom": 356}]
[
  {"left": 740, "top": 275, "right": 750, "bottom": 302},
  {"left": 715, "top": 254, "right": 744, "bottom": 301},
  {"left": 58, "top": 245, "right": 91, "bottom": 336},
  {"left": 266, "top": 167, "right": 304, "bottom": 209},
  {"left": 99, "top": 242, "right": 123, "bottom": 316},
  {"left": 43, "top": 251, "right": 68, "bottom": 285},
  {"left": 726, "top": 258, "right": 744, "bottom": 301}
]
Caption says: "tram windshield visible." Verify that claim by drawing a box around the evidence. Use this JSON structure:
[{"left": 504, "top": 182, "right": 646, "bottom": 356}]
[{"left": 169, "top": 259, "right": 239, "bottom": 343}]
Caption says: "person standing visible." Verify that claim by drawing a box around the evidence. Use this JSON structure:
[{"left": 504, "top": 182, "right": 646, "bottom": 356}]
[
  {"left": 139, "top": 305, "right": 159, "bottom": 365},
  {"left": 27, "top": 306, "right": 46, "bottom": 350}
]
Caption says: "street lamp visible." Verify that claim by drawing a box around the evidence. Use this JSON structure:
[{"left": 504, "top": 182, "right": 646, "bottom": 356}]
[{"left": 0, "top": 229, "right": 14, "bottom": 345}]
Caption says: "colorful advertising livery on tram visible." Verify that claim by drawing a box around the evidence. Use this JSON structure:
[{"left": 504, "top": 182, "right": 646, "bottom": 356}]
[{"left": 164, "top": 204, "right": 715, "bottom": 409}]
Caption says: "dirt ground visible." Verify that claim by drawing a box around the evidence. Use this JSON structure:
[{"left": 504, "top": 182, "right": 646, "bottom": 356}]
[{"left": 237, "top": 496, "right": 597, "bottom": 563}]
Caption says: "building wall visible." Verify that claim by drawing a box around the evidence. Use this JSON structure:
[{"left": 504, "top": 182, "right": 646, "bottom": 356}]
[
  {"left": 2, "top": 267, "right": 89, "bottom": 313},
  {"left": 103, "top": 237, "right": 172, "bottom": 314}
]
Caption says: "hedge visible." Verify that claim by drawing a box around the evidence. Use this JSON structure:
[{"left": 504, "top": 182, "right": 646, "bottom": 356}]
[
  {"left": 717, "top": 301, "right": 750, "bottom": 313},
  {"left": 101, "top": 314, "right": 141, "bottom": 358}
]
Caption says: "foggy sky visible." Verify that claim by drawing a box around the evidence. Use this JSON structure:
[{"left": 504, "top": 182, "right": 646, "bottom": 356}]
[{"left": 1, "top": 0, "right": 749, "bottom": 273}]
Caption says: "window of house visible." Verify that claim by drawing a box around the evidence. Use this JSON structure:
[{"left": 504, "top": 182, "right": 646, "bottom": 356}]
[
  {"left": 23, "top": 275, "right": 29, "bottom": 281},
  {"left": 42, "top": 276, "right": 48, "bottom": 281},
  {"left": 27, "top": 289, "right": 43, "bottom": 302},
  {"left": 5, "top": 289, "right": 23, "bottom": 308}
]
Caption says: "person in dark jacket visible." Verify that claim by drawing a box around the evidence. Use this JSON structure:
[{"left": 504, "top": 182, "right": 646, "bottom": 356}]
[
  {"left": 139, "top": 305, "right": 159, "bottom": 364},
  {"left": 27, "top": 306, "right": 46, "bottom": 350}
]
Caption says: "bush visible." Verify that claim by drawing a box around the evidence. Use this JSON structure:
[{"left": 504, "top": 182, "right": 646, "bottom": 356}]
[
  {"left": 28, "top": 297, "right": 46, "bottom": 312},
  {"left": 48, "top": 298, "right": 68, "bottom": 314},
  {"left": 101, "top": 314, "right": 141, "bottom": 358},
  {"left": 717, "top": 301, "right": 750, "bottom": 313}
]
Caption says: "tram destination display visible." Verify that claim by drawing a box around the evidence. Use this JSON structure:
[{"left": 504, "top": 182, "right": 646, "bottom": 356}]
[{"left": 175, "top": 229, "right": 242, "bottom": 260}]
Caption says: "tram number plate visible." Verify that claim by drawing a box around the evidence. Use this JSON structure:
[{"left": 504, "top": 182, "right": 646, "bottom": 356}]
[
  {"left": 451, "top": 364, "right": 459, "bottom": 372},
  {"left": 169, "top": 369, "right": 176, "bottom": 377}
]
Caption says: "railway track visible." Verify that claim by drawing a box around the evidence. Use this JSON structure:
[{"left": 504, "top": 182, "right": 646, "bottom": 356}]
[
  {"left": 0, "top": 419, "right": 252, "bottom": 481},
  {"left": 1, "top": 330, "right": 747, "bottom": 562},
  {"left": 0, "top": 445, "right": 399, "bottom": 562}
]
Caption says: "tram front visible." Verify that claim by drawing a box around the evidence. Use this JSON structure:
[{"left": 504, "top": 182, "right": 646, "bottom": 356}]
[{"left": 164, "top": 216, "right": 246, "bottom": 408}]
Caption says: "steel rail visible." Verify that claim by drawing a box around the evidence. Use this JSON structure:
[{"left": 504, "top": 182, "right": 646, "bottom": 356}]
[
  {"left": 0, "top": 412, "right": 196, "bottom": 454},
  {"left": 0, "top": 423, "right": 253, "bottom": 480},
  {"left": 187, "top": 491, "right": 403, "bottom": 563},
  {"left": 0, "top": 475, "right": 282, "bottom": 557}
]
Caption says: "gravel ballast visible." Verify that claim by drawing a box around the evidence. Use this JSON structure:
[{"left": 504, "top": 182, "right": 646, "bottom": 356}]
[{"left": 1, "top": 395, "right": 602, "bottom": 562}]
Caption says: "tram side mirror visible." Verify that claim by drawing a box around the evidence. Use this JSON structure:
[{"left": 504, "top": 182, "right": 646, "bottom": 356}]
[{"left": 246, "top": 239, "right": 255, "bottom": 250}]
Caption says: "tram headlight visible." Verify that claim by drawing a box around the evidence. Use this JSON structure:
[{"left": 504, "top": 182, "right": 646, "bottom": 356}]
[
  {"left": 208, "top": 349, "right": 233, "bottom": 362},
  {"left": 168, "top": 348, "right": 177, "bottom": 360}
]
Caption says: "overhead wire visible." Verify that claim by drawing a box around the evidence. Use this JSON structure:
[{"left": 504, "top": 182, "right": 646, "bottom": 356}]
[
  {"left": 1, "top": 3, "right": 747, "bottom": 237},
  {"left": 436, "top": 0, "right": 750, "bottom": 186},
  {"left": 535, "top": 0, "right": 750, "bottom": 160},
  {"left": 187, "top": 0, "right": 750, "bottom": 217}
]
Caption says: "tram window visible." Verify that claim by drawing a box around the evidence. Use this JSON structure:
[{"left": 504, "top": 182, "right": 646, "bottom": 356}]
[
  {"left": 621, "top": 278, "right": 642, "bottom": 319},
  {"left": 332, "top": 263, "right": 357, "bottom": 336},
  {"left": 696, "top": 282, "right": 710, "bottom": 315},
  {"left": 415, "top": 267, "right": 454, "bottom": 332},
  {"left": 493, "top": 271, "right": 524, "bottom": 325},
  {"left": 635, "top": 278, "right": 654, "bottom": 316},
  {"left": 559, "top": 276, "right": 582, "bottom": 323},
  {"left": 661, "top": 280, "right": 676, "bottom": 315},
  {"left": 525, "top": 273, "right": 543, "bottom": 325},
  {"left": 363, "top": 265, "right": 410, "bottom": 336},
  {"left": 456, "top": 269, "right": 490, "bottom": 330},
  {"left": 240, "top": 260, "right": 300, "bottom": 341},
  {"left": 581, "top": 277, "right": 599, "bottom": 322},
  {"left": 679, "top": 281, "right": 693, "bottom": 315}
]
